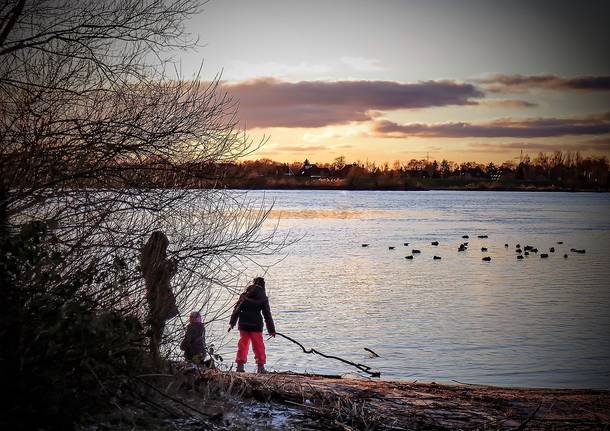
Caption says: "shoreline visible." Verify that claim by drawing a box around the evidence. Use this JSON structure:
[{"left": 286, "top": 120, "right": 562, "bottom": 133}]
[
  {"left": 204, "top": 371, "right": 610, "bottom": 430},
  {"left": 83, "top": 369, "right": 610, "bottom": 430},
  {"left": 226, "top": 185, "right": 610, "bottom": 193}
]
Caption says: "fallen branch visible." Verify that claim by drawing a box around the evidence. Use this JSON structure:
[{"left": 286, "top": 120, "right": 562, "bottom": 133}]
[{"left": 274, "top": 332, "right": 381, "bottom": 378}]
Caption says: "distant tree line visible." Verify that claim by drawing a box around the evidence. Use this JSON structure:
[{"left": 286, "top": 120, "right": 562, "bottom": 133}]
[
  {"left": 5, "top": 149, "right": 606, "bottom": 191},
  {"left": 218, "top": 152, "right": 609, "bottom": 191}
]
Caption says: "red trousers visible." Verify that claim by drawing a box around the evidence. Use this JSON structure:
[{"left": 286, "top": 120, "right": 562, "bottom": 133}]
[{"left": 235, "top": 330, "right": 266, "bottom": 365}]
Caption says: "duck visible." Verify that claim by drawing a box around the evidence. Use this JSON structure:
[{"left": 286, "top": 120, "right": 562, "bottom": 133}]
[
  {"left": 574, "top": 249, "right": 586, "bottom": 254},
  {"left": 405, "top": 255, "right": 414, "bottom": 260},
  {"left": 557, "top": 241, "right": 564, "bottom": 244},
  {"left": 504, "top": 243, "right": 509, "bottom": 247},
  {"left": 531, "top": 248, "right": 538, "bottom": 253},
  {"left": 362, "top": 244, "right": 369, "bottom": 247},
  {"left": 516, "top": 243, "right": 521, "bottom": 248},
  {"left": 540, "top": 253, "right": 549, "bottom": 258},
  {"left": 478, "top": 235, "right": 488, "bottom": 239},
  {"left": 431, "top": 241, "right": 439, "bottom": 246},
  {"left": 404, "top": 242, "right": 409, "bottom": 246},
  {"left": 481, "top": 247, "right": 488, "bottom": 252},
  {"left": 564, "top": 254, "right": 568, "bottom": 258},
  {"left": 412, "top": 249, "right": 421, "bottom": 254},
  {"left": 458, "top": 245, "right": 467, "bottom": 252},
  {"left": 516, "top": 248, "right": 522, "bottom": 253},
  {"left": 433, "top": 256, "right": 442, "bottom": 260},
  {"left": 462, "top": 235, "right": 469, "bottom": 239},
  {"left": 517, "top": 255, "right": 524, "bottom": 260},
  {"left": 549, "top": 247, "right": 555, "bottom": 252},
  {"left": 389, "top": 246, "right": 395, "bottom": 250},
  {"left": 482, "top": 256, "right": 491, "bottom": 261},
  {"left": 524, "top": 251, "right": 529, "bottom": 256}
]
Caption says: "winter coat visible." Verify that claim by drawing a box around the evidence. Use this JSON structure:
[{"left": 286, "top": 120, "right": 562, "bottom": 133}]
[
  {"left": 144, "top": 259, "right": 178, "bottom": 322},
  {"left": 229, "top": 284, "right": 275, "bottom": 333},
  {"left": 180, "top": 322, "right": 206, "bottom": 362}
]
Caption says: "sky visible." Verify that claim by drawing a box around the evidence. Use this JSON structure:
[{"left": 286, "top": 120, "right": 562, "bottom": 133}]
[{"left": 179, "top": 0, "right": 610, "bottom": 164}]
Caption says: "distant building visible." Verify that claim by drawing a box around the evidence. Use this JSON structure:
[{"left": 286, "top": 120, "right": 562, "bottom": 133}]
[{"left": 297, "top": 159, "right": 329, "bottom": 179}]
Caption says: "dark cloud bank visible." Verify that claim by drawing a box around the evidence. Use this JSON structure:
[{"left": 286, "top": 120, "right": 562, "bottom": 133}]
[
  {"left": 372, "top": 113, "right": 610, "bottom": 139},
  {"left": 479, "top": 74, "right": 610, "bottom": 92},
  {"left": 222, "top": 75, "right": 610, "bottom": 130},
  {"left": 220, "top": 77, "right": 610, "bottom": 153},
  {"left": 224, "top": 78, "right": 482, "bottom": 128}
]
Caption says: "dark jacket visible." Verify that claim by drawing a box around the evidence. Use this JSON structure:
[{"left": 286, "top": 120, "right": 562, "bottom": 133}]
[
  {"left": 229, "top": 284, "right": 275, "bottom": 333},
  {"left": 180, "top": 322, "right": 206, "bottom": 362}
]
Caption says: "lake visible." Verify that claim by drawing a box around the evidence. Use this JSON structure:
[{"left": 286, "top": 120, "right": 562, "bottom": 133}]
[{"left": 215, "top": 190, "right": 610, "bottom": 389}]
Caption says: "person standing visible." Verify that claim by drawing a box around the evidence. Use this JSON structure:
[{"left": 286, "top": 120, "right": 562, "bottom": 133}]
[
  {"left": 140, "top": 231, "right": 178, "bottom": 365},
  {"left": 229, "top": 277, "right": 275, "bottom": 373}
]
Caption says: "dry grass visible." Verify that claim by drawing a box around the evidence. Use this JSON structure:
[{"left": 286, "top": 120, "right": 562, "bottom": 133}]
[
  {"left": 188, "top": 370, "right": 610, "bottom": 430},
  {"left": 99, "top": 366, "right": 610, "bottom": 430}
]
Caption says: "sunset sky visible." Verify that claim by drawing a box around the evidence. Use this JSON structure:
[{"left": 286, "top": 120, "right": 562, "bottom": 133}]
[{"left": 182, "top": 0, "right": 610, "bottom": 164}]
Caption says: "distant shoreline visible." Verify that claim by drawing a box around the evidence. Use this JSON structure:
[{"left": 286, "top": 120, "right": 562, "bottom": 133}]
[
  {"left": 217, "top": 173, "right": 608, "bottom": 193},
  {"left": 225, "top": 184, "right": 609, "bottom": 193}
]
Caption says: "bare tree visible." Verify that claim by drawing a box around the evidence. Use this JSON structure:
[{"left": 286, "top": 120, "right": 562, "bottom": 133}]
[{"left": 0, "top": 0, "right": 287, "bottom": 373}]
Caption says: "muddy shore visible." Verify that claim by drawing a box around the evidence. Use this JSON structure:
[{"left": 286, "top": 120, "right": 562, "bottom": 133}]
[{"left": 81, "top": 370, "right": 610, "bottom": 430}]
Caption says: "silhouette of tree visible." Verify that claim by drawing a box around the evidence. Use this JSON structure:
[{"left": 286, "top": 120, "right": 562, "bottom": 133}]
[
  {"left": 440, "top": 159, "right": 450, "bottom": 178},
  {"left": 0, "top": 0, "right": 288, "bottom": 406},
  {"left": 333, "top": 156, "right": 346, "bottom": 170}
]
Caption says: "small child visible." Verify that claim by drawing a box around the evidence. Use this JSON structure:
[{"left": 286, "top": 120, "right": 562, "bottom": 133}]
[{"left": 180, "top": 311, "right": 206, "bottom": 365}]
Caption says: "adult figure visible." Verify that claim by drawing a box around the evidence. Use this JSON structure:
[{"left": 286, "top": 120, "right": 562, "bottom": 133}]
[{"left": 140, "top": 231, "right": 178, "bottom": 364}]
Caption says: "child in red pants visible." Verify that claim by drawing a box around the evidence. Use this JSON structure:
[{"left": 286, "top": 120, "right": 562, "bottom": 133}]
[{"left": 228, "top": 277, "right": 275, "bottom": 373}]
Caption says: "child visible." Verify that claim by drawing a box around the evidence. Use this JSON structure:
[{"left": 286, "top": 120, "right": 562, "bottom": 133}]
[
  {"left": 228, "top": 277, "right": 276, "bottom": 373},
  {"left": 181, "top": 311, "right": 206, "bottom": 365}
]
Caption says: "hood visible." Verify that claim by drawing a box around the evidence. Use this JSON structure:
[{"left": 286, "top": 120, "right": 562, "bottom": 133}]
[{"left": 241, "top": 284, "right": 267, "bottom": 304}]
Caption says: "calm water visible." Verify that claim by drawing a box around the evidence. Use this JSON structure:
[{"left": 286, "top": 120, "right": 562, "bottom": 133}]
[{"left": 214, "top": 190, "right": 610, "bottom": 389}]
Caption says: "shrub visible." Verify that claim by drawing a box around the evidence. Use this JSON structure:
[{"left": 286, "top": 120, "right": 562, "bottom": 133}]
[{"left": 1, "top": 221, "right": 147, "bottom": 429}]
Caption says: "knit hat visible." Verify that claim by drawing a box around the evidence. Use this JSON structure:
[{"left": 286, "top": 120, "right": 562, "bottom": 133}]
[{"left": 189, "top": 311, "right": 202, "bottom": 324}]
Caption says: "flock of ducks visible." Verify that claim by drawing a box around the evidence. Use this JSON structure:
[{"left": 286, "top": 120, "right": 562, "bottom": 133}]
[{"left": 361, "top": 235, "right": 586, "bottom": 262}]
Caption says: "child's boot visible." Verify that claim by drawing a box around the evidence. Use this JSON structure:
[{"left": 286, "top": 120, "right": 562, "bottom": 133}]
[
  {"left": 236, "top": 363, "right": 245, "bottom": 373},
  {"left": 257, "top": 364, "right": 267, "bottom": 374}
]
